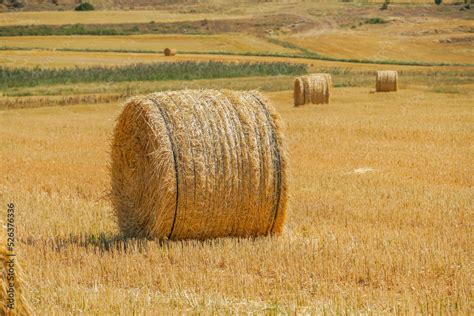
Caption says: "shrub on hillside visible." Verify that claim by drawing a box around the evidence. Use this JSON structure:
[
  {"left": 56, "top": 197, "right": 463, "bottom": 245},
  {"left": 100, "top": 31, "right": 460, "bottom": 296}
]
[
  {"left": 5, "top": 0, "right": 24, "bottom": 8},
  {"left": 75, "top": 2, "right": 94, "bottom": 11},
  {"left": 365, "top": 17, "right": 386, "bottom": 24}
]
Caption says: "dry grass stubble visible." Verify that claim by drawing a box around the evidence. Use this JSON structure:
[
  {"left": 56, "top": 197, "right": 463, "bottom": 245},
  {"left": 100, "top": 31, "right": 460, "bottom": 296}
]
[{"left": 0, "top": 87, "right": 472, "bottom": 313}]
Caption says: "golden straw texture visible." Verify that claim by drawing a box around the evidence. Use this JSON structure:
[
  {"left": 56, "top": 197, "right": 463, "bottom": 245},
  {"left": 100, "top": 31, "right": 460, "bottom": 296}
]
[
  {"left": 0, "top": 223, "right": 32, "bottom": 316},
  {"left": 294, "top": 74, "right": 331, "bottom": 106},
  {"left": 302, "top": 76, "right": 313, "bottom": 106},
  {"left": 293, "top": 77, "right": 305, "bottom": 107},
  {"left": 111, "top": 89, "right": 288, "bottom": 240},
  {"left": 163, "top": 48, "right": 177, "bottom": 56},
  {"left": 376, "top": 70, "right": 398, "bottom": 92},
  {"left": 309, "top": 73, "right": 331, "bottom": 104}
]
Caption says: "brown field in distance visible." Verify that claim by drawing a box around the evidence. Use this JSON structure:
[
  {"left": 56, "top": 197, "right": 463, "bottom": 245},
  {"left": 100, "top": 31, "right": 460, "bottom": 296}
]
[{"left": 0, "top": 10, "right": 250, "bottom": 26}]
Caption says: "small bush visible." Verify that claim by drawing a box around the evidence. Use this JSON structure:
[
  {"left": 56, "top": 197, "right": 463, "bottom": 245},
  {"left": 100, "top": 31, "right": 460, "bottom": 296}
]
[
  {"left": 435, "top": 0, "right": 442, "bottom": 5},
  {"left": 75, "top": 2, "right": 94, "bottom": 11},
  {"left": 8, "top": 0, "right": 24, "bottom": 8},
  {"left": 365, "top": 17, "right": 387, "bottom": 24}
]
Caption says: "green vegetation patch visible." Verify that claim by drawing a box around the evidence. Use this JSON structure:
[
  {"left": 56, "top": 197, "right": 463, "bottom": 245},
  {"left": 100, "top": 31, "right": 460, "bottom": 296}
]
[
  {"left": 365, "top": 17, "right": 387, "bottom": 25},
  {"left": 74, "top": 2, "right": 95, "bottom": 11},
  {"left": 0, "top": 61, "right": 307, "bottom": 89},
  {"left": 0, "top": 22, "right": 205, "bottom": 37}
]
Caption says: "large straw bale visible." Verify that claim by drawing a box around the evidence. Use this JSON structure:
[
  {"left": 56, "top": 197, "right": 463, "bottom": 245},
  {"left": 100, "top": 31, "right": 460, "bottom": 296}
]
[
  {"left": 376, "top": 70, "right": 398, "bottom": 92},
  {"left": 111, "top": 89, "right": 288, "bottom": 240}
]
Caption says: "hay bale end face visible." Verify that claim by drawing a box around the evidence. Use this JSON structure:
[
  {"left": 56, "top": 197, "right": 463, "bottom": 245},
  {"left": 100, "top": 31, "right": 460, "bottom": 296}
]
[
  {"left": 163, "top": 48, "right": 176, "bottom": 56},
  {"left": 376, "top": 70, "right": 398, "bottom": 92},
  {"left": 111, "top": 89, "right": 288, "bottom": 240},
  {"left": 293, "top": 77, "right": 305, "bottom": 107}
]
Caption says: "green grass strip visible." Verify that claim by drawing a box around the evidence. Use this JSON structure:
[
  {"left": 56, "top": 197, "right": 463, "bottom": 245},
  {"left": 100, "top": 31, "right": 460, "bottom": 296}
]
[{"left": 0, "top": 60, "right": 307, "bottom": 88}]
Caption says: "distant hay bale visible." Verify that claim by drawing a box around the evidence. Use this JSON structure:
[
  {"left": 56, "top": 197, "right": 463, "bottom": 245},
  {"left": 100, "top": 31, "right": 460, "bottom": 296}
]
[
  {"left": 309, "top": 74, "right": 331, "bottom": 104},
  {"left": 294, "top": 74, "right": 332, "bottom": 106},
  {"left": 293, "top": 77, "right": 305, "bottom": 106},
  {"left": 111, "top": 89, "right": 288, "bottom": 240},
  {"left": 164, "top": 48, "right": 176, "bottom": 56},
  {"left": 376, "top": 70, "right": 398, "bottom": 92},
  {"left": 319, "top": 73, "right": 333, "bottom": 96},
  {"left": 309, "top": 75, "right": 329, "bottom": 104},
  {"left": 1, "top": 222, "right": 32, "bottom": 315}
]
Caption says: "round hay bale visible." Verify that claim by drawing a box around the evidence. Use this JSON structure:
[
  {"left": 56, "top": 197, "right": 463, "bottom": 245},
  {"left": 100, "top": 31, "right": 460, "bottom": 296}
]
[
  {"left": 311, "top": 73, "right": 332, "bottom": 89},
  {"left": 309, "top": 73, "right": 331, "bottom": 104},
  {"left": 320, "top": 73, "right": 332, "bottom": 96},
  {"left": 309, "top": 76, "right": 329, "bottom": 105},
  {"left": 0, "top": 222, "right": 32, "bottom": 315},
  {"left": 302, "top": 76, "right": 313, "bottom": 105},
  {"left": 307, "top": 74, "right": 330, "bottom": 104},
  {"left": 376, "top": 70, "right": 398, "bottom": 92},
  {"left": 111, "top": 89, "right": 288, "bottom": 240},
  {"left": 293, "top": 77, "right": 305, "bottom": 107},
  {"left": 163, "top": 48, "right": 176, "bottom": 56}
]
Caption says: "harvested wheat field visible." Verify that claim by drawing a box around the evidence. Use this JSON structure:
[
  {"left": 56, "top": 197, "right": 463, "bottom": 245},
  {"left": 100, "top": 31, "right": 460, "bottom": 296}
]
[
  {"left": 0, "top": 0, "right": 473, "bottom": 314},
  {"left": 1, "top": 86, "right": 473, "bottom": 313}
]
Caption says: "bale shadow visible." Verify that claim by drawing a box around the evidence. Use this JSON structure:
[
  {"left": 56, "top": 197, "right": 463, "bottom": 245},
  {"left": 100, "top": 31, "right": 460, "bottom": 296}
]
[
  {"left": 21, "top": 233, "right": 156, "bottom": 253},
  {"left": 20, "top": 232, "right": 269, "bottom": 253}
]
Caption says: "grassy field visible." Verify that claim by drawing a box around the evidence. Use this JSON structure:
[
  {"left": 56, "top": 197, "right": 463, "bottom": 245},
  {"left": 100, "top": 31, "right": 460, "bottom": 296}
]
[
  {"left": 1, "top": 84, "right": 472, "bottom": 314},
  {"left": 0, "top": 0, "right": 473, "bottom": 314},
  {"left": 0, "top": 61, "right": 306, "bottom": 89}
]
